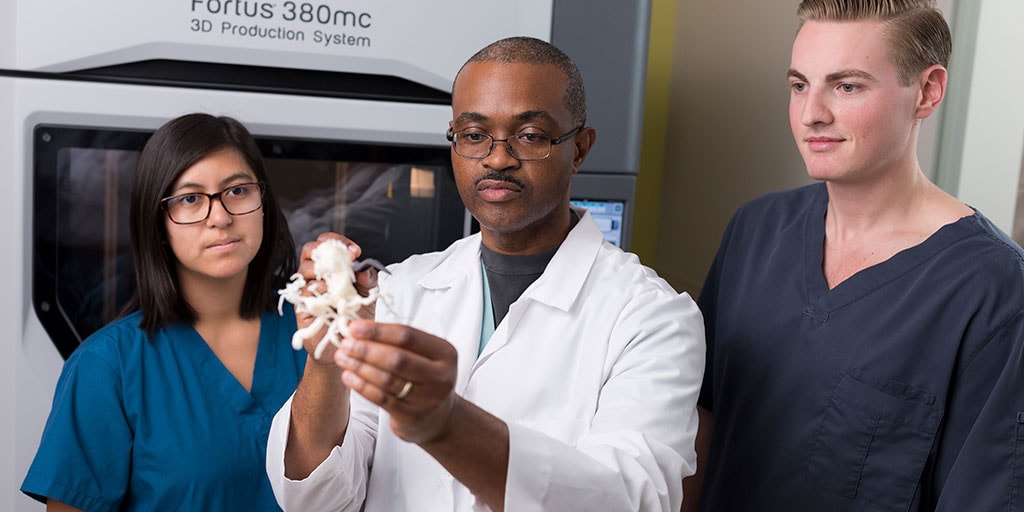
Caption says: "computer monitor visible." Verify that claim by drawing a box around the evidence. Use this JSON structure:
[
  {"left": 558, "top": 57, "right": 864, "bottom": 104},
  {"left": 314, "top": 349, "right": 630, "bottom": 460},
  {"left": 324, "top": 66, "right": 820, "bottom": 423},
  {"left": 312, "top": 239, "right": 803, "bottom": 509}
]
[{"left": 571, "top": 199, "right": 626, "bottom": 247}]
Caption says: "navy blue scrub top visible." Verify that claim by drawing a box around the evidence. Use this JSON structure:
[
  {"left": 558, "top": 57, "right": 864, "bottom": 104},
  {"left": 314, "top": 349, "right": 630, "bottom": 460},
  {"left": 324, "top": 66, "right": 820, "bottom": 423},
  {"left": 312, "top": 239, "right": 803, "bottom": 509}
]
[
  {"left": 698, "top": 183, "right": 1024, "bottom": 511},
  {"left": 22, "top": 305, "right": 305, "bottom": 512}
]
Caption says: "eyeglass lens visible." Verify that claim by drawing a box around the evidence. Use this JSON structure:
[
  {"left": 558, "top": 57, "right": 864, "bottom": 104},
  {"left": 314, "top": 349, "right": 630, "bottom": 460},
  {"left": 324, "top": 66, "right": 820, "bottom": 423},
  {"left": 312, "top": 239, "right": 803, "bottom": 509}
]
[
  {"left": 454, "top": 132, "right": 553, "bottom": 160},
  {"left": 164, "top": 183, "right": 263, "bottom": 224}
]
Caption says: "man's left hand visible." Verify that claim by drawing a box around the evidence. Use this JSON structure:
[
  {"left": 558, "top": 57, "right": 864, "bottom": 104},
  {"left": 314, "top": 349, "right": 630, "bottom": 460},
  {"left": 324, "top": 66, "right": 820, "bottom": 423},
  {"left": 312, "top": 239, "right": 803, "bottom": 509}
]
[{"left": 334, "top": 319, "right": 460, "bottom": 444}]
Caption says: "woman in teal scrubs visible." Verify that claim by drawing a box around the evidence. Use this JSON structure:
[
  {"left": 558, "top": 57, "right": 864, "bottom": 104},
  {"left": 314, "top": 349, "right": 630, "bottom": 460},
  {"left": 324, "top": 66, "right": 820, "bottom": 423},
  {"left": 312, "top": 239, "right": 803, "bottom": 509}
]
[{"left": 21, "top": 113, "right": 305, "bottom": 511}]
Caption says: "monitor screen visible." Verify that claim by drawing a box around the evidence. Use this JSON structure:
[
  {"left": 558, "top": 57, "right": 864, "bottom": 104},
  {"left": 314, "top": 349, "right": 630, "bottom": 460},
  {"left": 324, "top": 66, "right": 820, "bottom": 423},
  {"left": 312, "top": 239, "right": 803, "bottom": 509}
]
[{"left": 570, "top": 199, "right": 625, "bottom": 247}]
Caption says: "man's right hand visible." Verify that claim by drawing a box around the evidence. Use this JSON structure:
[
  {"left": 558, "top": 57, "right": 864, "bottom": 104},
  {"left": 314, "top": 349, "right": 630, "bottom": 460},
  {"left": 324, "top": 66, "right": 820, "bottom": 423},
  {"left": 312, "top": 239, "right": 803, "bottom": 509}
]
[
  {"left": 299, "top": 232, "right": 380, "bottom": 297},
  {"left": 295, "top": 232, "right": 381, "bottom": 363}
]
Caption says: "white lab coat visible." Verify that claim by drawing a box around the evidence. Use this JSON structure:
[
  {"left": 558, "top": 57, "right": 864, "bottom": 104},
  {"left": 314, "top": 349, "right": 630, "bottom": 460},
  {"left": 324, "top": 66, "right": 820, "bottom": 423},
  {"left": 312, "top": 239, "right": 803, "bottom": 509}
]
[{"left": 267, "top": 208, "right": 705, "bottom": 511}]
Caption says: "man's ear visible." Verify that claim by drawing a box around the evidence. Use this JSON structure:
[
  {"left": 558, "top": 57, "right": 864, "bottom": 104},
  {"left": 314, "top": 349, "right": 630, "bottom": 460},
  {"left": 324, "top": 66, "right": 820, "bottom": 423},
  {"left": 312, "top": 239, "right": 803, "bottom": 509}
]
[
  {"left": 571, "top": 127, "right": 597, "bottom": 174},
  {"left": 915, "top": 64, "right": 947, "bottom": 120}
]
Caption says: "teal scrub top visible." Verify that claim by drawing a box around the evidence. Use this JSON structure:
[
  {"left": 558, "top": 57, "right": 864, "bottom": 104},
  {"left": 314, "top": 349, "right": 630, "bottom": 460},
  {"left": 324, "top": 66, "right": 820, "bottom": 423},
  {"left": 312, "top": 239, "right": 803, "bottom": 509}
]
[{"left": 21, "top": 305, "right": 305, "bottom": 512}]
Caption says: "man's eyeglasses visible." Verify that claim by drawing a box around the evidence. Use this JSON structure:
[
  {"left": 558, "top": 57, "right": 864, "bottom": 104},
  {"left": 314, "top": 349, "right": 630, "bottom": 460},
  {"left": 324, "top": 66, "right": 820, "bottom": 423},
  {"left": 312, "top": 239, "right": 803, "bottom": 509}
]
[
  {"left": 446, "top": 126, "right": 583, "bottom": 161},
  {"left": 161, "top": 182, "right": 265, "bottom": 225}
]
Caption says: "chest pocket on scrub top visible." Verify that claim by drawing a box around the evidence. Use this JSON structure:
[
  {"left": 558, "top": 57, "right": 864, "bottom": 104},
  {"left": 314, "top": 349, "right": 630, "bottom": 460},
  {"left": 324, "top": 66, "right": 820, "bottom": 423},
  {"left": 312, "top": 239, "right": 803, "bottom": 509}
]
[{"left": 805, "top": 369, "right": 943, "bottom": 512}]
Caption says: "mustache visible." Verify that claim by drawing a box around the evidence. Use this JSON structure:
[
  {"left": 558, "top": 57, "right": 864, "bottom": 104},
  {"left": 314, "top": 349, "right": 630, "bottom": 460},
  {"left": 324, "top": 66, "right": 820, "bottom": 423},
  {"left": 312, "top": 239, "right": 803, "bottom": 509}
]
[{"left": 474, "top": 172, "right": 525, "bottom": 189}]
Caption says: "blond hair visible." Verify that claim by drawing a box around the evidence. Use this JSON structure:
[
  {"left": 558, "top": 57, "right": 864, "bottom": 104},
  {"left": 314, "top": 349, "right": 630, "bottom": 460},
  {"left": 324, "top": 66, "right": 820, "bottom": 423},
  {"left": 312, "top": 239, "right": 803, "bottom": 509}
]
[{"left": 797, "top": 0, "right": 952, "bottom": 84}]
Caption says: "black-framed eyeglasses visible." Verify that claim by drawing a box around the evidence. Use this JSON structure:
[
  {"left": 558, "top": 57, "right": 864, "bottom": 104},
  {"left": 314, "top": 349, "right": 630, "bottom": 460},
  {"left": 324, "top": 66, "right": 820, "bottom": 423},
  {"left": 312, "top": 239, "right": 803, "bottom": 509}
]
[
  {"left": 446, "top": 126, "right": 583, "bottom": 161},
  {"left": 160, "top": 182, "right": 265, "bottom": 225}
]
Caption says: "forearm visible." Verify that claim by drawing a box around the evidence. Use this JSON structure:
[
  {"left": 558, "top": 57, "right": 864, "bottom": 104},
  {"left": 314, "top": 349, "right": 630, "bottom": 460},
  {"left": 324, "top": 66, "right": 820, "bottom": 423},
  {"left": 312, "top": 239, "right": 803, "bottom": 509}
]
[
  {"left": 47, "top": 500, "right": 82, "bottom": 512},
  {"left": 284, "top": 356, "right": 351, "bottom": 479},
  {"left": 419, "top": 397, "right": 510, "bottom": 511}
]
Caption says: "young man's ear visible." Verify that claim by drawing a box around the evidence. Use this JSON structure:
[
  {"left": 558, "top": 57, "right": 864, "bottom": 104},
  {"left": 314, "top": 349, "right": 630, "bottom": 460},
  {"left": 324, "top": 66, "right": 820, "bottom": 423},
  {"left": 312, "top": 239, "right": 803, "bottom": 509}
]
[{"left": 915, "top": 64, "right": 948, "bottom": 119}]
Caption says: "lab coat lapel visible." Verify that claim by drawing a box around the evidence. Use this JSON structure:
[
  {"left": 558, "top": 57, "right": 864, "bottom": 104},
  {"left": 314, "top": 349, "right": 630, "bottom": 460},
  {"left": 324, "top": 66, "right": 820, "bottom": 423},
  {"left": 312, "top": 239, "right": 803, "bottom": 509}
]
[
  {"left": 475, "top": 207, "right": 602, "bottom": 364},
  {"left": 415, "top": 236, "right": 484, "bottom": 395}
]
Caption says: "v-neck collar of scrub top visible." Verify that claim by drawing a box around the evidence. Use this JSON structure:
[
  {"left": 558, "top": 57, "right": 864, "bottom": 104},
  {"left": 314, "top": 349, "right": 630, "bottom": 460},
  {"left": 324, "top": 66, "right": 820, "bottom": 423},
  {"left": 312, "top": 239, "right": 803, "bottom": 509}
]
[
  {"left": 802, "top": 183, "right": 983, "bottom": 322},
  {"left": 169, "top": 312, "right": 282, "bottom": 424}
]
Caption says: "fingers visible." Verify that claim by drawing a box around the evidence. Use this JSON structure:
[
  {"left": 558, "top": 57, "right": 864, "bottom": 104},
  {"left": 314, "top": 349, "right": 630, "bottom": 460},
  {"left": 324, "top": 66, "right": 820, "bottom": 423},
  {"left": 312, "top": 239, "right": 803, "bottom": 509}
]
[
  {"left": 336, "top": 353, "right": 414, "bottom": 404},
  {"left": 353, "top": 266, "right": 379, "bottom": 294},
  {"left": 297, "top": 234, "right": 379, "bottom": 294},
  {"left": 348, "top": 320, "right": 454, "bottom": 361},
  {"left": 338, "top": 322, "right": 455, "bottom": 381},
  {"left": 333, "top": 321, "right": 460, "bottom": 444},
  {"left": 334, "top": 322, "right": 456, "bottom": 398},
  {"left": 295, "top": 310, "right": 316, "bottom": 329},
  {"left": 300, "top": 232, "right": 358, "bottom": 262},
  {"left": 294, "top": 312, "right": 337, "bottom": 365},
  {"left": 299, "top": 232, "right": 360, "bottom": 279}
]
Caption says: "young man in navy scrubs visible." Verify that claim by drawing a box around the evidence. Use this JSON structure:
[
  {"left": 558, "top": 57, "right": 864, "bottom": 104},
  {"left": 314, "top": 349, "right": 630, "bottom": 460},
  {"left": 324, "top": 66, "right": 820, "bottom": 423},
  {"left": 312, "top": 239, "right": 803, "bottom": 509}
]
[{"left": 692, "top": 1, "right": 1024, "bottom": 510}]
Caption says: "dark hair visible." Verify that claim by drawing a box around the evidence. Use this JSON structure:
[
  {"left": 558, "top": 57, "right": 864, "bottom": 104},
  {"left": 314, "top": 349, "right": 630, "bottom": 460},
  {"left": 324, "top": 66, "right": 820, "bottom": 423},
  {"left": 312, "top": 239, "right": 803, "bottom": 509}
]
[
  {"left": 457, "top": 36, "right": 587, "bottom": 127},
  {"left": 797, "top": 0, "right": 952, "bottom": 85},
  {"left": 125, "top": 113, "right": 297, "bottom": 334}
]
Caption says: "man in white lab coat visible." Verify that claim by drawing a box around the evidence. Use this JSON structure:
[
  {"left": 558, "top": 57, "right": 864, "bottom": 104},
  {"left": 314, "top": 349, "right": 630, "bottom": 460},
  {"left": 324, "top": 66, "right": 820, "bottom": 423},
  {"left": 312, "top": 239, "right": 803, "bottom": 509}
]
[{"left": 266, "top": 36, "right": 705, "bottom": 512}]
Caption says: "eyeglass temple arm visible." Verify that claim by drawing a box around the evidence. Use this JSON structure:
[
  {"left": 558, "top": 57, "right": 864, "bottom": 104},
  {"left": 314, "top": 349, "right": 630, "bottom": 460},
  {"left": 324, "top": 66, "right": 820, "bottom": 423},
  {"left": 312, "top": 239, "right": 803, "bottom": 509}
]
[{"left": 351, "top": 258, "right": 391, "bottom": 275}]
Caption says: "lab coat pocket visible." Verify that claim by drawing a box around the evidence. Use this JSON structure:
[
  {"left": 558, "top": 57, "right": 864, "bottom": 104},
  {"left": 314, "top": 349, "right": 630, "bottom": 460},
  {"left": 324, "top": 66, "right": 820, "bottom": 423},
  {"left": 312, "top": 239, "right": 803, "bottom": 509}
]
[{"left": 805, "top": 370, "right": 942, "bottom": 512}]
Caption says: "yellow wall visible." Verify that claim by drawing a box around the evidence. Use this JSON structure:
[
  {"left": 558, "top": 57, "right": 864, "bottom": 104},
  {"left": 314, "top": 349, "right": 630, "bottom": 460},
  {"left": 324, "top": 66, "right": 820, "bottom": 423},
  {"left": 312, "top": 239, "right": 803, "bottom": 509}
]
[
  {"left": 631, "top": 0, "right": 677, "bottom": 265},
  {"left": 653, "top": 1, "right": 807, "bottom": 295}
]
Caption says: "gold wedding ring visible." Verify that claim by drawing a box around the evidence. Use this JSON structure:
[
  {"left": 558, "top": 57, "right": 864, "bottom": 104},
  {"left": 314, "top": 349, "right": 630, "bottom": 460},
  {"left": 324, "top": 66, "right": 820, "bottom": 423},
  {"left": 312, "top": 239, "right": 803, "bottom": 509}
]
[{"left": 396, "top": 380, "right": 414, "bottom": 400}]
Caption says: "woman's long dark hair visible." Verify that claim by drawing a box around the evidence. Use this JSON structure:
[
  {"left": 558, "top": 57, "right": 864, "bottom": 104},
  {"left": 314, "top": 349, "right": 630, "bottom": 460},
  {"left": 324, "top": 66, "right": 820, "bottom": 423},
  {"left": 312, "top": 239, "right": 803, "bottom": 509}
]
[{"left": 124, "top": 113, "right": 297, "bottom": 335}]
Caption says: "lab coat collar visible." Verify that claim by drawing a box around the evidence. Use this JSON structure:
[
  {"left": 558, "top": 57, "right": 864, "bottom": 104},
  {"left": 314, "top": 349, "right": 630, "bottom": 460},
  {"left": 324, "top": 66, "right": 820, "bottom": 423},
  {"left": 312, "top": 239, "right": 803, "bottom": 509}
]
[
  {"left": 417, "top": 206, "right": 602, "bottom": 308},
  {"left": 412, "top": 207, "right": 603, "bottom": 386},
  {"left": 416, "top": 233, "right": 482, "bottom": 291},
  {"left": 475, "top": 206, "right": 602, "bottom": 367},
  {"left": 525, "top": 206, "right": 602, "bottom": 311}
]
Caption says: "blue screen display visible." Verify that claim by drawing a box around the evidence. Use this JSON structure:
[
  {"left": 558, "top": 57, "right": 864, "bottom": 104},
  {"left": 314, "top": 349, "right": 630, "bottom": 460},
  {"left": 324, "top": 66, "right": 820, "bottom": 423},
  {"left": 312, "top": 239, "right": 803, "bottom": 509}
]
[{"left": 571, "top": 199, "right": 625, "bottom": 247}]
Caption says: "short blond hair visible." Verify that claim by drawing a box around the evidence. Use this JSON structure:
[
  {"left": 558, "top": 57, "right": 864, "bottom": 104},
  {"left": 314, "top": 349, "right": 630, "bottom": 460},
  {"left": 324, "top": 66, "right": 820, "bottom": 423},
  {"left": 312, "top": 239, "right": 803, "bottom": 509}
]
[{"left": 797, "top": 0, "right": 952, "bottom": 85}]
